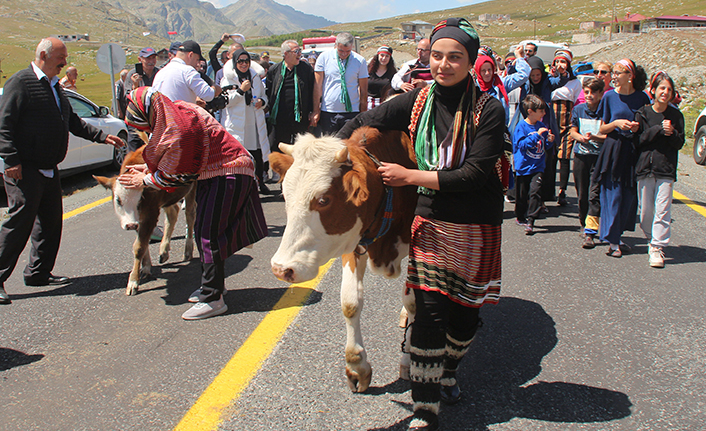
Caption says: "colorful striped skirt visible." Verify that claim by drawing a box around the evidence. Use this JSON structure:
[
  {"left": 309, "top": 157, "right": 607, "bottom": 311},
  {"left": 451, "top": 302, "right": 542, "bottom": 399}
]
[
  {"left": 195, "top": 174, "right": 268, "bottom": 264},
  {"left": 553, "top": 99, "right": 575, "bottom": 159},
  {"left": 406, "top": 215, "right": 501, "bottom": 308}
]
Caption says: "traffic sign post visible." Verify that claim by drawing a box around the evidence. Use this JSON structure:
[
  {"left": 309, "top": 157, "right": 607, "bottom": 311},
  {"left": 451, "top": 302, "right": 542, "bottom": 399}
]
[{"left": 96, "top": 43, "right": 126, "bottom": 117}]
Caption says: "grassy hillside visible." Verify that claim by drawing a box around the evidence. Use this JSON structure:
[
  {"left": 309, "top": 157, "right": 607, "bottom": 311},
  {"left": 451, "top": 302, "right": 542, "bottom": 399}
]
[{"left": 1, "top": 0, "right": 704, "bottom": 110}]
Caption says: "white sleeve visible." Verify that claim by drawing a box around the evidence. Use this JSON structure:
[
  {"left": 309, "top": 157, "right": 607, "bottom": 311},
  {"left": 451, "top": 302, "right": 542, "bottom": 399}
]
[
  {"left": 186, "top": 68, "right": 215, "bottom": 101},
  {"left": 391, "top": 63, "right": 410, "bottom": 90}
]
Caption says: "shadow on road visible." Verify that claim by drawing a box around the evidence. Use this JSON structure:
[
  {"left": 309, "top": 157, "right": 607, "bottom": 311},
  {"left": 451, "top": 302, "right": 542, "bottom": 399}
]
[
  {"left": 367, "top": 297, "right": 632, "bottom": 430},
  {"left": 0, "top": 347, "right": 44, "bottom": 371}
]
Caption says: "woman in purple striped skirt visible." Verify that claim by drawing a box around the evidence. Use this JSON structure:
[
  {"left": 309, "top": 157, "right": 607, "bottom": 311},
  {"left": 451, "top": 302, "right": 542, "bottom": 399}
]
[{"left": 118, "top": 87, "right": 268, "bottom": 320}]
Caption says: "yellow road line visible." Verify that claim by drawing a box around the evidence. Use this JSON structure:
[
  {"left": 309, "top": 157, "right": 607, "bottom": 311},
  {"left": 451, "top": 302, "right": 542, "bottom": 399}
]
[
  {"left": 673, "top": 190, "right": 706, "bottom": 218},
  {"left": 63, "top": 196, "right": 111, "bottom": 220},
  {"left": 174, "top": 259, "right": 336, "bottom": 431}
]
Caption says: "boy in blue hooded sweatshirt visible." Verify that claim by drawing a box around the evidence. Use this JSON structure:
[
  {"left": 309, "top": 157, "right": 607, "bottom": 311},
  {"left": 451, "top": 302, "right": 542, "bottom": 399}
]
[{"left": 514, "top": 93, "right": 555, "bottom": 235}]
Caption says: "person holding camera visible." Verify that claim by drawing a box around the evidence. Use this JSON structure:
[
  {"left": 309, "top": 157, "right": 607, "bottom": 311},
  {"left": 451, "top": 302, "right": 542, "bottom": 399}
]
[{"left": 123, "top": 47, "right": 161, "bottom": 152}]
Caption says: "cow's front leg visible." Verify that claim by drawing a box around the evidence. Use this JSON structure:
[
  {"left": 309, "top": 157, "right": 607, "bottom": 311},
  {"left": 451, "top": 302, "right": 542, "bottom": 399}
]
[
  {"left": 160, "top": 204, "right": 179, "bottom": 264},
  {"left": 341, "top": 252, "right": 372, "bottom": 393},
  {"left": 127, "top": 231, "right": 150, "bottom": 296},
  {"left": 400, "top": 286, "right": 416, "bottom": 380},
  {"left": 183, "top": 186, "right": 197, "bottom": 261}
]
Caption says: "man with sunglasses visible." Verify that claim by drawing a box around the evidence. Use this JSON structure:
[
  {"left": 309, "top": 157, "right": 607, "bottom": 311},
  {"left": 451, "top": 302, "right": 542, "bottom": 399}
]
[
  {"left": 266, "top": 40, "right": 315, "bottom": 148},
  {"left": 390, "top": 38, "right": 433, "bottom": 93}
]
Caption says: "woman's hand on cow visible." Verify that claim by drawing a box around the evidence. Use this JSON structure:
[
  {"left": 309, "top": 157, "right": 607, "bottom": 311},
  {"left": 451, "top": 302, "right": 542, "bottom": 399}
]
[
  {"left": 118, "top": 168, "right": 147, "bottom": 189},
  {"left": 126, "top": 163, "right": 148, "bottom": 173},
  {"left": 378, "top": 162, "right": 410, "bottom": 186}
]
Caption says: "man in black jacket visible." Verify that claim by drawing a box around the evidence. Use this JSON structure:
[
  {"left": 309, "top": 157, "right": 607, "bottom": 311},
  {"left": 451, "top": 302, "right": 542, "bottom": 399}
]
[
  {"left": 0, "top": 37, "right": 124, "bottom": 304},
  {"left": 266, "top": 40, "right": 315, "bottom": 150}
]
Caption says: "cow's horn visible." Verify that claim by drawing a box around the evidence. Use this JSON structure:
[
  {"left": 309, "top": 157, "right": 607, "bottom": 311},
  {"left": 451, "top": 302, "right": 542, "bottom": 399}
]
[
  {"left": 279, "top": 143, "right": 294, "bottom": 155},
  {"left": 335, "top": 147, "right": 349, "bottom": 163}
]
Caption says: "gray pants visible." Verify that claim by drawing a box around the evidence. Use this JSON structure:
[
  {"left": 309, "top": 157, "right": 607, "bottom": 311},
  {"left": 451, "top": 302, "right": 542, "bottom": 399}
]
[{"left": 638, "top": 177, "right": 673, "bottom": 248}]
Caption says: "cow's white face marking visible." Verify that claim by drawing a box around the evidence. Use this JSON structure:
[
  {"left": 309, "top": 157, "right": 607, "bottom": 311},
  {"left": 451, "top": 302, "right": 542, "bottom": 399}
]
[
  {"left": 271, "top": 135, "right": 364, "bottom": 283},
  {"left": 112, "top": 181, "right": 143, "bottom": 230}
]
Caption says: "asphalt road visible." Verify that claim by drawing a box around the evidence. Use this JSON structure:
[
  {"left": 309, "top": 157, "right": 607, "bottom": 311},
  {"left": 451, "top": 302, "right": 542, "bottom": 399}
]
[{"left": 1, "top": 155, "right": 706, "bottom": 431}]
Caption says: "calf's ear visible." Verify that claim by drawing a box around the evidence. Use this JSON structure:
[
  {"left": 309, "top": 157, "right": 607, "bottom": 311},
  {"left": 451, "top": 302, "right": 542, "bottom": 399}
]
[
  {"left": 342, "top": 168, "right": 369, "bottom": 207},
  {"left": 269, "top": 152, "right": 293, "bottom": 182},
  {"left": 93, "top": 175, "right": 116, "bottom": 190}
]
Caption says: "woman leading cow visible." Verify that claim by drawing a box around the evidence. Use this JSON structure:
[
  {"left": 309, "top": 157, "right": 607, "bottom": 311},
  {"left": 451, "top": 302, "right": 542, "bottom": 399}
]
[
  {"left": 118, "top": 87, "right": 268, "bottom": 320},
  {"left": 339, "top": 18, "right": 504, "bottom": 431}
]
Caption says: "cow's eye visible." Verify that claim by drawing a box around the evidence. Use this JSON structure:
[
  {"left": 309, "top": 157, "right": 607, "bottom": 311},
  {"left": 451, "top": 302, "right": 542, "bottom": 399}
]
[
  {"left": 317, "top": 196, "right": 330, "bottom": 207},
  {"left": 116, "top": 197, "right": 122, "bottom": 206}
]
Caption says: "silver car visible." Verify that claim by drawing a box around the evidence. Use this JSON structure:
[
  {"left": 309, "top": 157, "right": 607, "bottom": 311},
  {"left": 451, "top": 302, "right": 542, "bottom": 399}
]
[{"left": 0, "top": 88, "right": 127, "bottom": 179}]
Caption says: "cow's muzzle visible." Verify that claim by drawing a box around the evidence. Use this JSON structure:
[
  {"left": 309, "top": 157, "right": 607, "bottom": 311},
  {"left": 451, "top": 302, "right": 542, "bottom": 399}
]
[
  {"left": 271, "top": 263, "right": 295, "bottom": 283},
  {"left": 124, "top": 223, "right": 139, "bottom": 231}
]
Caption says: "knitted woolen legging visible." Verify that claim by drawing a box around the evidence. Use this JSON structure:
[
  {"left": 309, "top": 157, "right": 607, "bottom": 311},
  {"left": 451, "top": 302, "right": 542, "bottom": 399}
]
[{"left": 410, "top": 289, "right": 481, "bottom": 419}]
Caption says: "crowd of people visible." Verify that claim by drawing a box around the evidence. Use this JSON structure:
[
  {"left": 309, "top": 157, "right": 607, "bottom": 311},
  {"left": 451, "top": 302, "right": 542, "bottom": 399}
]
[{"left": 0, "top": 19, "right": 687, "bottom": 431}]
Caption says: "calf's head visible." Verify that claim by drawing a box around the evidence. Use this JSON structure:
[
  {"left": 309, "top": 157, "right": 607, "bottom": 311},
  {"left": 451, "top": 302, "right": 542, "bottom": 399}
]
[
  {"left": 270, "top": 133, "right": 379, "bottom": 283},
  {"left": 94, "top": 175, "right": 144, "bottom": 231}
]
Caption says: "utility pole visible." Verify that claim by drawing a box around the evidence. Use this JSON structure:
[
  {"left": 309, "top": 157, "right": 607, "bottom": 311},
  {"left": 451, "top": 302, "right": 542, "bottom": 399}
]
[{"left": 610, "top": 0, "right": 615, "bottom": 41}]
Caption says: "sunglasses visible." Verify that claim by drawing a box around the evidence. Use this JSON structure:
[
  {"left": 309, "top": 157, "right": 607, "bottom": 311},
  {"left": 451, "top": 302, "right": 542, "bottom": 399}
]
[
  {"left": 236, "top": 58, "right": 250, "bottom": 64},
  {"left": 594, "top": 70, "right": 610, "bottom": 75},
  {"left": 287, "top": 48, "right": 302, "bottom": 54}
]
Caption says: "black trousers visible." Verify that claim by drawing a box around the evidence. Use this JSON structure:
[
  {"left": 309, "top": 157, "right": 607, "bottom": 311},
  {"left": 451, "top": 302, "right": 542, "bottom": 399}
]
[
  {"left": 515, "top": 171, "right": 543, "bottom": 223},
  {"left": 541, "top": 148, "right": 556, "bottom": 202},
  {"left": 573, "top": 153, "right": 601, "bottom": 227},
  {"left": 126, "top": 125, "right": 146, "bottom": 153},
  {"left": 557, "top": 157, "right": 571, "bottom": 192},
  {"left": 250, "top": 149, "right": 265, "bottom": 185},
  {"left": 319, "top": 111, "right": 358, "bottom": 135},
  {"left": 0, "top": 167, "right": 63, "bottom": 284},
  {"left": 269, "top": 119, "right": 309, "bottom": 152}
]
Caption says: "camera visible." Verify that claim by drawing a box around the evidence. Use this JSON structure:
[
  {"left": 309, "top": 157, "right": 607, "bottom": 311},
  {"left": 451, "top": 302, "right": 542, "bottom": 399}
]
[
  {"left": 135, "top": 63, "right": 143, "bottom": 75},
  {"left": 204, "top": 84, "right": 237, "bottom": 115}
]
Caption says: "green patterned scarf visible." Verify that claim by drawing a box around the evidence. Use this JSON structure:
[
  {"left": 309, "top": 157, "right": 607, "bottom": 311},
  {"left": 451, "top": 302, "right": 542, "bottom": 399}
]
[
  {"left": 269, "top": 62, "right": 301, "bottom": 125},
  {"left": 337, "top": 55, "right": 353, "bottom": 112}
]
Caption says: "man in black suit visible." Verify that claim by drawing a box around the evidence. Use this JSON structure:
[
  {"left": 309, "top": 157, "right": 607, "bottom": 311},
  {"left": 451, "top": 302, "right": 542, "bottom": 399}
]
[{"left": 0, "top": 37, "right": 124, "bottom": 304}]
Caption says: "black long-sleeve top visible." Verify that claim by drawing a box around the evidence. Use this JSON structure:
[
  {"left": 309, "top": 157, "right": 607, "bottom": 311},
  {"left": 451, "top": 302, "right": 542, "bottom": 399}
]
[
  {"left": 634, "top": 104, "right": 685, "bottom": 181},
  {"left": 338, "top": 77, "right": 505, "bottom": 225},
  {"left": 0, "top": 66, "right": 107, "bottom": 169}
]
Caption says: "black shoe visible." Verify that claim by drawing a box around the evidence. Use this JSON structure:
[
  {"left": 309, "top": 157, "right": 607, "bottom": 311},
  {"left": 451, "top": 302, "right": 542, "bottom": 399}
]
[
  {"left": 557, "top": 191, "right": 568, "bottom": 206},
  {"left": 440, "top": 383, "right": 462, "bottom": 405},
  {"left": 24, "top": 275, "right": 70, "bottom": 287},
  {"left": 259, "top": 183, "right": 274, "bottom": 195},
  {"left": 0, "top": 286, "right": 11, "bottom": 304},
  {"left": 582, "top": 235, "right": 595, "bottom": 249}
]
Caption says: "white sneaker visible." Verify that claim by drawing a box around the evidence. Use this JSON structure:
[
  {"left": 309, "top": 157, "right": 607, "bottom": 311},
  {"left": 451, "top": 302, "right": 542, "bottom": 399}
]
[
  {"left": 649, "top": 246, "right": 665, "bottom": 268},
  {"left": 151, "top": 226, "right": 163, "bottom": 241},
  {"left": 188, "top": 287, "right": 227, "bottom": 303},
  {"left": 182, "top": 296, "right": 228, "bottom": 320}
]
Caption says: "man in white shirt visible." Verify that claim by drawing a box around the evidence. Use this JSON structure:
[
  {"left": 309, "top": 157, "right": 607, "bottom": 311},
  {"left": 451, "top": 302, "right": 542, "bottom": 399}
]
[
  {"left": 152, "top": 40, "right": 221, "bottom": 104},
  {"left": 390, "top": 38, "right": 433, "bottom": 93},
  {"left": 311, "top": 33, "right": 368, "bottom": 135}
]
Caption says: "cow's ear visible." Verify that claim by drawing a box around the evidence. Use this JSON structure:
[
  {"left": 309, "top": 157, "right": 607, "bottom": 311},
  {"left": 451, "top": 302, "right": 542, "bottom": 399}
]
[
  {"left": 93, "top": 175, "right": 116, "bottom": 190},
  {"left": 269, "top": 152, "right": 293, "bottom": 182},
  {"left": 342, "top": 168, "right": 369, "bottom": 207}
]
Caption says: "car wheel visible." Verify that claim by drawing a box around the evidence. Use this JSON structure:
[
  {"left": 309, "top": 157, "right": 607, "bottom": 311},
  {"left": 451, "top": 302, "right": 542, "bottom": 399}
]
[
  {"left": 113, "top": 131, "right": 128, "bottom": 170},
  {"left": 694, "top": 126, "right": 706, "bottom": 166}
]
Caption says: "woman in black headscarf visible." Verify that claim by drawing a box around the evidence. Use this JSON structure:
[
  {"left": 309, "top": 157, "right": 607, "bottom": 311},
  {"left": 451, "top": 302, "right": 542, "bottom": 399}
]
[
  {"left": 221, "top": 48, "right": 271, "bottom": 194},
  {"left": 339, "top": 18, "right": 504, "bottom": 431}
]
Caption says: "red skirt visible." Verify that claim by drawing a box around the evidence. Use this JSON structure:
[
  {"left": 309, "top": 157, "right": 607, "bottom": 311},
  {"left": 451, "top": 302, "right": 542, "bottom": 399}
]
[{"left": 406, "top": 215, "right": 501, "bottom": 308}]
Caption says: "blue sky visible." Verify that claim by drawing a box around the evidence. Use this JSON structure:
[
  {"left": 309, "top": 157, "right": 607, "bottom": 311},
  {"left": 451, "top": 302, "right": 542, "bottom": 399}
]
[{"left": 206, "top": 0, "right": 486, "bottom": 24}]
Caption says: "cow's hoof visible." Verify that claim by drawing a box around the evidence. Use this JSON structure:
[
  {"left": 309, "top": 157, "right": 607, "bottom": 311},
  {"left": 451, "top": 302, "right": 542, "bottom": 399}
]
[
  {"left": 399, "top": 364, "right": 410, "bottom": 381},
  {"left": 345, "top": 366, "right": 372, "bottom": 393},
  {"left": 159, "top": 252, "right": 169, "bottom": 264},
  {"left": 183, "top": 251, "right": 193, "bottom": 261},
  {"left": 140, "top": 267, "right": 151, "bottom": 279},
  {"left": 126, "top": 281, "right": 139, "bottom": 296}
]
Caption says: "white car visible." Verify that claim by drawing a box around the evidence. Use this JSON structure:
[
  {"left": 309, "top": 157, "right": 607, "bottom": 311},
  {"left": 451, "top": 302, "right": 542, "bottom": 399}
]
[
  {"left": 693, "top": 105, "right": 706, "bottom": 165},
  {"left": 0, "top": 88, "right": 127, "bottom": 179}
]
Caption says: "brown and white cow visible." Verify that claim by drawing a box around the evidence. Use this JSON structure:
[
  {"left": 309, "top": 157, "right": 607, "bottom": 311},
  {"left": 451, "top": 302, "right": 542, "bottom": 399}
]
[
  {"left": 270, "top": 127, "right": 418, "bottom": 392},
  {"left": 95, "top": 146, "right": 196, "bottom": 296}
]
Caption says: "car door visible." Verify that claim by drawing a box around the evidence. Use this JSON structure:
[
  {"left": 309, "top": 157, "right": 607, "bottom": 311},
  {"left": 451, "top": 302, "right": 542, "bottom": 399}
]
[{"left": 63, "top": 94, "right": 112, "bottom": 170}]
